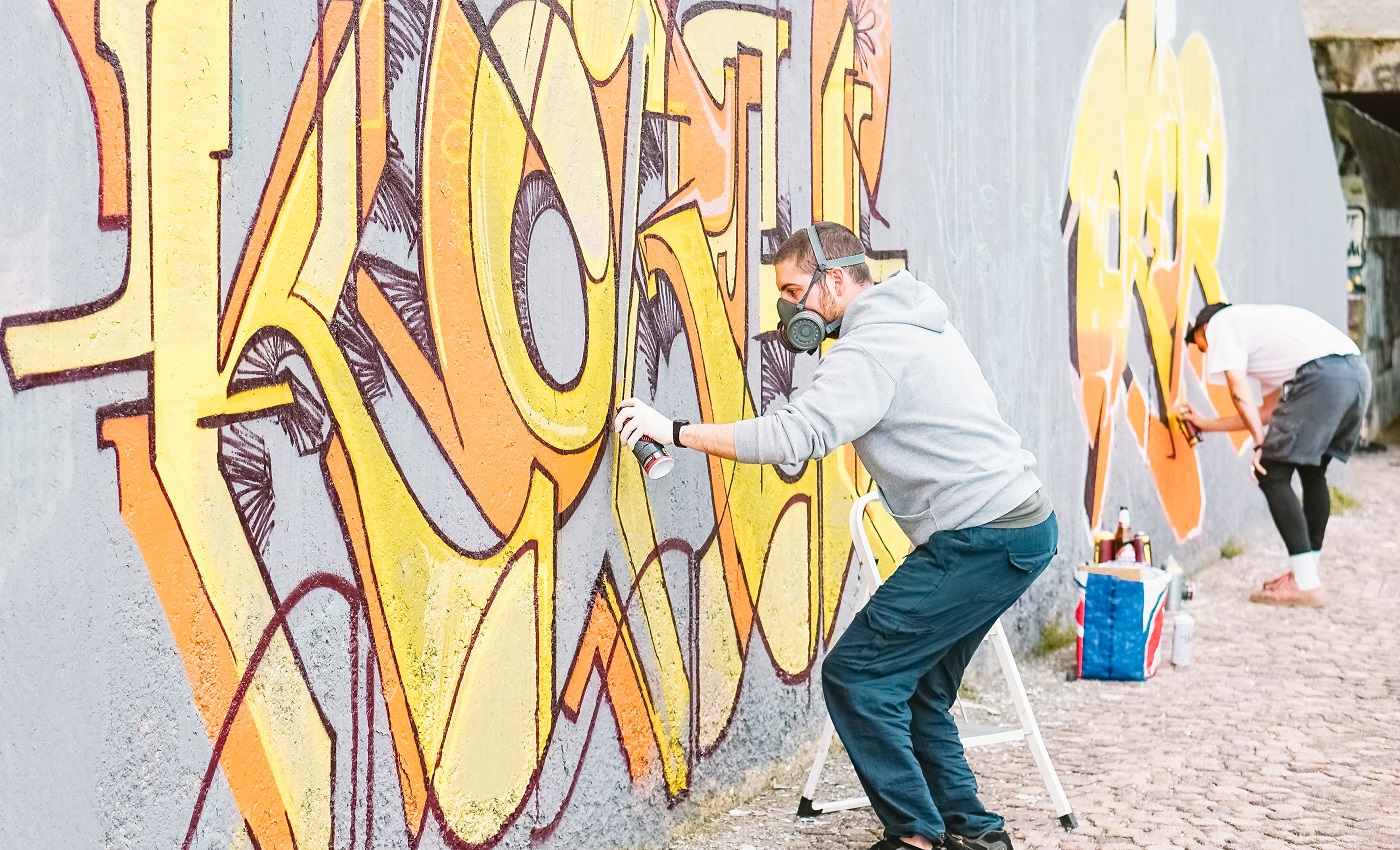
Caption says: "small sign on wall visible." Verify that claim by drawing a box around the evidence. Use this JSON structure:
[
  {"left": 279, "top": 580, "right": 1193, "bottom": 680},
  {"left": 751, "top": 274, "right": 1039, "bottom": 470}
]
[{"left": 1347, "top": 206, "right": 1366, "bottom": 270}]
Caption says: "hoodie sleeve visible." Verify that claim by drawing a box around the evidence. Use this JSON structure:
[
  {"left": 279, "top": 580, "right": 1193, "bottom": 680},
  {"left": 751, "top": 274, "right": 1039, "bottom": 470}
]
[{"left": 732, "top": 341, "right": 896, "bottom": 464}]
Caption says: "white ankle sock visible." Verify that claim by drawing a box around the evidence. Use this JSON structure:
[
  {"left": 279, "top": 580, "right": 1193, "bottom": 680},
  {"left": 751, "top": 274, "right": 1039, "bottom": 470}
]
[{"left": 1291, "top": 551, "right": 1321, "bottom": 591}]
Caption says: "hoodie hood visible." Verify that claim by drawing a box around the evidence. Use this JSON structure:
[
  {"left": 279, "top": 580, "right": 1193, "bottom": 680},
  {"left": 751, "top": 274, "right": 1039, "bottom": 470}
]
[{"left": 840, "top": 269, "right": 948, "bottom": 336}]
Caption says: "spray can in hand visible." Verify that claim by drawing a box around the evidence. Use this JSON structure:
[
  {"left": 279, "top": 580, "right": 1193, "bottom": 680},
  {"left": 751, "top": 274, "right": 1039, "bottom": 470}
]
[
  {"left": 632, "top": 437, "right": 675, "bottom": 480},
  {"left": 1172, "top": 410, "right": 1204, "bottom": 448}
]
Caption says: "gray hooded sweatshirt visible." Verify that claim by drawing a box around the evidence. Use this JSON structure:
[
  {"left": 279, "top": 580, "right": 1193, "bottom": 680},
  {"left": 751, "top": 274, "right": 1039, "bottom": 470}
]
[{"left": 732, "top": 270, "right": 1042, "bottom": 545}]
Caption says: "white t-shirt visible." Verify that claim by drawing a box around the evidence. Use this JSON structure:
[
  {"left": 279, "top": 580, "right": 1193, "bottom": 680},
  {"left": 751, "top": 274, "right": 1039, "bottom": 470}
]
[{"left": 1204, "top": 305, "right": 1359, "bottom": 394}]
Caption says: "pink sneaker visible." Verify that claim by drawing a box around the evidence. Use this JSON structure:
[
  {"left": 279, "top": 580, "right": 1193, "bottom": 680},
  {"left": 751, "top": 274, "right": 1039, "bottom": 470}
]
[
  {"left": 1261, "top": 571, "right": 1293, "bottom": 591},
  {"left": 1249, "top": 573, "right": 1325, "bottom": 608}
]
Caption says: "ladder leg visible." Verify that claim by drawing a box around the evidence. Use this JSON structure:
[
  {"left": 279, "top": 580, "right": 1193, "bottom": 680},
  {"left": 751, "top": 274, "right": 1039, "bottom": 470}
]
[
  {"left": 988, "top": 621, "right": 1077, "bottom": 830},
  {"left": 800, "top": 498, "right": 883, "bottom": 818},
  {"left": 795, "top": 718, "right": 871, "bottom": 816},
  {"left": 798, "top": 718, "right": 836, "bottom": 815}
]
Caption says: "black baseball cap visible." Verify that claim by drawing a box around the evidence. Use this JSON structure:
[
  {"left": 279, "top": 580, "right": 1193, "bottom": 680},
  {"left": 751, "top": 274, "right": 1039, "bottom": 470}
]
[{"left": 1185, "top": 302, "right": 1231, "bottom": 345}]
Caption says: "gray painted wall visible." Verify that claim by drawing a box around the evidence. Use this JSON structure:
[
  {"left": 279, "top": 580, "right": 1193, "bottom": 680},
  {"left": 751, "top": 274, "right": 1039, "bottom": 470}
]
[{"left": 1, "top": 1, "right": 1344, "bottom": 847}]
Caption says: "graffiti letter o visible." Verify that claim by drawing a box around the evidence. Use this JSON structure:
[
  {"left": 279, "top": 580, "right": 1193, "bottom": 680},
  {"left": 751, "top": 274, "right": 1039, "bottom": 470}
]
[{"left": 469, "top": 8, "right": 616, "bottom": 453}]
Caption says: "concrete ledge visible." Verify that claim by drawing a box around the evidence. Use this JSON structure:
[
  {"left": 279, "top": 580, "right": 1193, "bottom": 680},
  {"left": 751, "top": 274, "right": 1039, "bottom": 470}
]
[
  {"left": 1313, "top": 38, "right": 1400, "bottom": 93},
  {"left": 1304, "top": 0, "right": 1400, "bottom": 40}
]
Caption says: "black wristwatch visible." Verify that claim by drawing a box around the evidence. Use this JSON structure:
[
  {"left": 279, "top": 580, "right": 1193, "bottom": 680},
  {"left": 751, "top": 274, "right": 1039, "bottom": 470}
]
[{"left": 673, "top": 419, "right": 690, "bottom": 449}]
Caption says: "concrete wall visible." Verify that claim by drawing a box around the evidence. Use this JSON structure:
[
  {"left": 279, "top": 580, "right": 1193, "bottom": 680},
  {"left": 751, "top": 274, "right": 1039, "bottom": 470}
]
[
  {"left": 1302, "top": 0, "right": 1400, "bottom": 39},
  {"left": 0, "top": 1, "right": 1344, "bottom": 847}
]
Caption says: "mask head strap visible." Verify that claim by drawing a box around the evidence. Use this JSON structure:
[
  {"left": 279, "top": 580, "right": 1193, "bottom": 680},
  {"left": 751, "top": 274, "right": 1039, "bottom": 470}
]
[
  {"left": 797, "top": 225, "right": 868, "bottom": 308},
  {"left": 806, "top": 224, "right": 868, "bottom": 272}
]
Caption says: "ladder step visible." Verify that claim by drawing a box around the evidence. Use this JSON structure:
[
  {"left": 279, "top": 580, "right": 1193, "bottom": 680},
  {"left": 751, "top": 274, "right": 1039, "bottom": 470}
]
[{"left": 959, "top": 726, "right": 1029, "bottom": 748}]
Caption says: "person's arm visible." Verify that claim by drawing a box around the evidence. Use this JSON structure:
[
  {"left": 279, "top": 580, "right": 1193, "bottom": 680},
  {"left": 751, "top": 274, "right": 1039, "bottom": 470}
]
[
  {"left": 1223, "top": 369, "right": 1268, "bottom": 476},
  {"left": 675, "top": 422, "right": 737, "bottom": 459},
  {"left": 1260, "top": 388, "right": 1281, "bottom": 423},
  {"left": 731, "top": 343, "right": 895, "bottom": 464},
  {"left": 614, "top": 341, "right": 895, "bottom": 464},
  {"left": 1181, "top": 387, "right": 1281, "bottom": 432},
  {"left": 613, "top": 400, "right": 740, "bottom": 460},
  {"left": 1225, "top": 369, "right": 1266, "bottom": 439}
]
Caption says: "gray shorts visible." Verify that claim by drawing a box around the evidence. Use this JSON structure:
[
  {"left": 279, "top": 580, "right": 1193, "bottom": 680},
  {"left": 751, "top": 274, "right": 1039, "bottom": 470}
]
[{"left": 1261, "top": 354, "right": 1371, "bottom": 466}]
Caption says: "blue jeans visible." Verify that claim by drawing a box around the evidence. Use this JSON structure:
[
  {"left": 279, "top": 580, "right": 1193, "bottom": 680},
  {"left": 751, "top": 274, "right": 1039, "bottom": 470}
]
[{"left": 822, "top": 515, "right": 1058, "bottom": 840}]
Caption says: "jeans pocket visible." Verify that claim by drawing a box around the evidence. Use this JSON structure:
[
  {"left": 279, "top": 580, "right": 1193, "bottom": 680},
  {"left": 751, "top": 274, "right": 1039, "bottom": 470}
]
[
  {"left": 848, "top": 608, "right": 916, "bottom": 673},
  {"left": 1008, "top": 548, "right": 1054, "bottom": 574},
  {"left": 1006, "top": 520, "right": 1057, "bottom": 574}
]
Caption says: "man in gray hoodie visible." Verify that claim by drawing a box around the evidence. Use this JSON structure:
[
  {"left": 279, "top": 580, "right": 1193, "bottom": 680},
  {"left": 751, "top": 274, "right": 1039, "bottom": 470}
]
[{"left": 615, "top": 221, "right": 1054, "bottom": 850}]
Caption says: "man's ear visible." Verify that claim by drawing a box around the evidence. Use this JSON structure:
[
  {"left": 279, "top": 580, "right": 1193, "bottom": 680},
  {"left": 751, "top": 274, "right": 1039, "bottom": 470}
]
[{"left": 829, "top": 266, "right": 847, "bottom": 295}]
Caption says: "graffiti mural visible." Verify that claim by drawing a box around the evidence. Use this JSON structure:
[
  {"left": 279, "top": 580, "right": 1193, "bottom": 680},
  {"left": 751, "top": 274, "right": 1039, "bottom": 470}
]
[
  {"left": 1062, "top": 0, "right": 1248, "bottom": 542},
  {"left": 1, "top": 0, "right": 911, "bottom": 847}
]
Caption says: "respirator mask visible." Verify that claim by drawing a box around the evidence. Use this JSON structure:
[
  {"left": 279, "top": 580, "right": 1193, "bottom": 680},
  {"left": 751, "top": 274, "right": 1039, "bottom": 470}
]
[{"left": 775, "top": 225, "right": 868, "bottom": 354}]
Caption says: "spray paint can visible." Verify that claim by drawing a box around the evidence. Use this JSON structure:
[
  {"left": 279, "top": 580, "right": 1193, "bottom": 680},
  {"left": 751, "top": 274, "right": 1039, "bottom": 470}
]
[
  {"left": 631, "top": 437, "right": 675, "bottom": 480},
  {"left": 1172, "top": 411, "right": 1203, "bottom": 447},
  {"left": 1182, "top": 418, "right": 1203, "bottom": 447},
  {"left": 1094, "top": 532, "right": 1115, "bottom": 564},
  {"left": 1133, "top": 533, "right": 1152, "bottom": 566},
  {"left": 1171, "top": 611, "right": 1194, "bottom": 666},
  {"left": 1164, "top": 557, "right": 1185, "bottom": 612}
]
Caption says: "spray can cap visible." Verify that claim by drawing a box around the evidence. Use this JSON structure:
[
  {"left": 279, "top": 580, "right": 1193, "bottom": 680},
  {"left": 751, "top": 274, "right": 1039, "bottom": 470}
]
[{"left": 642, "top": 451, "right": 674, "bottom": 480}]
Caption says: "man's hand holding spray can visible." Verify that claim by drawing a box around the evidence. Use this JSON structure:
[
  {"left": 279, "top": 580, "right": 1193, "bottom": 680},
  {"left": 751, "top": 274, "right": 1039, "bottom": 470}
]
[
  {"left": 1171, "top": 404, "right": 1205, "bottom": 448},
  {"left": 615, "top": 400, "right": 680, "bottom": 480}
]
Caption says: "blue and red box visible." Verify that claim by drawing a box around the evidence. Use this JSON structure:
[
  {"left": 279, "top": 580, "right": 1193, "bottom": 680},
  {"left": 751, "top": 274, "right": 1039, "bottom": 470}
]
[{"left": 1074, "top": 565, "right": 1171, "bottom": 681}]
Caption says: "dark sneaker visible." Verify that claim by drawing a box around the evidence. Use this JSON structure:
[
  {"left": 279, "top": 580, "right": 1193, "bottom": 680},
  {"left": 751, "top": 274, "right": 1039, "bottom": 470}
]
[
  {"left": 946, "top": 829, "right": 1014, "bottom": 850},
  {"left": 869, "top": 838, "right": 949, "bottom": 850}
]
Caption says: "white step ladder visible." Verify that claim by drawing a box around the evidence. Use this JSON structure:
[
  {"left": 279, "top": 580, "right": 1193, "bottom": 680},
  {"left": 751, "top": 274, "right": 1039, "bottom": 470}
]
[{"left": 797, "top": 491, "right": 1078, "bottom": 831}]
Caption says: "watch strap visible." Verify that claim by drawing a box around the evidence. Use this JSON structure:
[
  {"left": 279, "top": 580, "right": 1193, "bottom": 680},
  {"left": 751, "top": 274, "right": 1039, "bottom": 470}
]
[{"left": 673, "top": 419, "right": 690, "bottom": 449}]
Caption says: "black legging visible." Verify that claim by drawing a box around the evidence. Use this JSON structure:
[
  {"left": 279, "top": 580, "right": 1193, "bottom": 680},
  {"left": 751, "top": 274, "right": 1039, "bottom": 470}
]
[{"left": 1256, "top": 456, "right": 1332, "bottom": 556}]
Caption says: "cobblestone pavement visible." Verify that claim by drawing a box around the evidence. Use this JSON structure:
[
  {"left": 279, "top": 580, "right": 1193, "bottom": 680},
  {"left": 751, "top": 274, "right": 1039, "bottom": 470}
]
[{"left": 671, "top": 449, "right": 1400, "bottom": 850}]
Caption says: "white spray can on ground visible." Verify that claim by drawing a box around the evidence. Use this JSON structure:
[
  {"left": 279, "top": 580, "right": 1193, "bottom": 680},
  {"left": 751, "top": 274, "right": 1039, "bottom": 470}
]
[
  {"left": 1164, "top": 557, "right": 1184, "bottom": 612},
  {"left": 1171, "top": 611, "right": 1194, "bottom": 666}
]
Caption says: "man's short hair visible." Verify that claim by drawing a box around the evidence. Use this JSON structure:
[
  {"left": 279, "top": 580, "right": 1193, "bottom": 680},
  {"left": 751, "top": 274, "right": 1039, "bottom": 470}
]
[
  {"left": 772, "top": 221, "right": 873, "bottom": 285},
  {"left": 1185, "top": 302, "right": 1231, "bottom": 345}
]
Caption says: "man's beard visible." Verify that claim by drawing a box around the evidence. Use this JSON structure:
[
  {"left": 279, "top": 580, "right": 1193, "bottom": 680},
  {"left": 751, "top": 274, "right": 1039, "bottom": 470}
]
[{"left": 816, "top": 278, "right": 838, "bottom": 319}]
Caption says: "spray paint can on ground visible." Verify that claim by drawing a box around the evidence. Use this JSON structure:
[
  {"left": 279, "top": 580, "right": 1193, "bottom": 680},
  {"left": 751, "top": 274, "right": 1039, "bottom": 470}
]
[
  {"left": 1171, "top": 611, "right": 1194, "bottom": 666},
  {"left": 632, "top": 437, "right": 675, "bottom": 480},
  {"left": 1164, "top": 557, "right": 1185, "bottom": 612}
]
